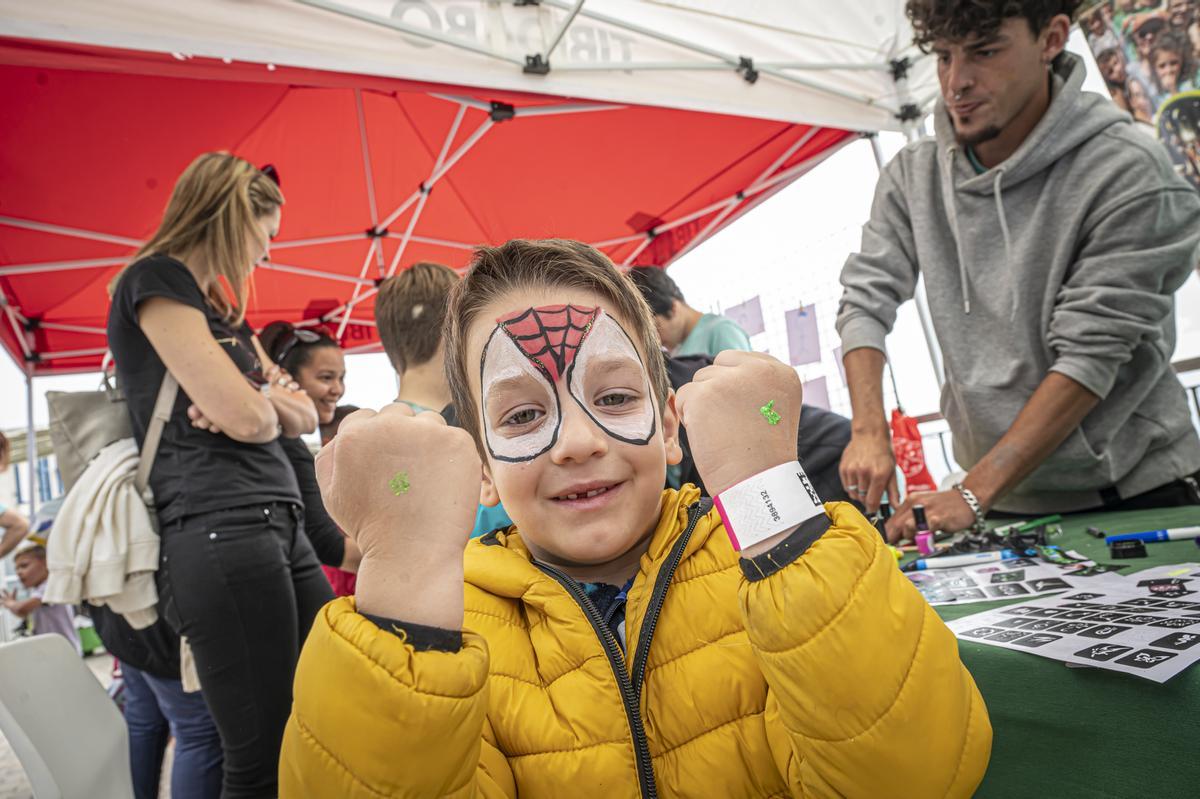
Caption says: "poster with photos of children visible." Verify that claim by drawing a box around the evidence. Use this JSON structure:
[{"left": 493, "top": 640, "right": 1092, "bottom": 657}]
[{"left": 1081, "top": 1, "right": 1200, "bottom": 187}]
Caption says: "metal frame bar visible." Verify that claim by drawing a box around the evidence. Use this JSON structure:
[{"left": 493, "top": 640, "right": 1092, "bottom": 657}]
[
  {"left": 544, "top": 0, "right": 586, "bottom": 62},
  {"left": 537, "top": 0, "right": 891, "bottom": 112},
  {"left": 294, "top": 0, "right": 523, "bottom": 66},
  {"left": 408, "top": 233, "right": 475, "bottom": 251},
  {"left": 270, "top": 232, "right": 367, "bottom": 250},
  {"left": 256, "top": 259, "right": 376, "bottom": 286},
  {"left": 2, "top": 303, "right": 32, "bottom": 361},
  {"left": 0, "top": 257, "right": 126, "bottom": 276},
  {"left": 619, "top": 136, "right": 844, "bottom": 266},
  {"left": 377, "top": 111, "right": 488, "bottom": 231},
  {"left": 670, "top": 136, "right": 846, "bottom": 263},
  {"left": 335, "top": 239, "right": 380, "bottom": 340},
  {"left": 354, "top": 88, "right": 387, "bottom": 272},
  {"left": 36, "top": 347, "right": 109, "bottom": 361},
  {"left": 26, "top": 370, "right": 37, "bottom": 519},
  {"left": 0, "top": 215, "right": 141, "bottom": 247},
  {"left": 590, "top": 233, "right": 646, "bottom": 249},
  {"left": 36, "top": 322, "right": 107, "bottom": 335},
  {"left": 429, "top": 94, "right": 625, "bottom": 118}
]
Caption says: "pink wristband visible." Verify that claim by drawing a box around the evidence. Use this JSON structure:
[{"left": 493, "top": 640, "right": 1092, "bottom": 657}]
[{"left": 713, "top": 461, "right": 824, "bottom": 551}]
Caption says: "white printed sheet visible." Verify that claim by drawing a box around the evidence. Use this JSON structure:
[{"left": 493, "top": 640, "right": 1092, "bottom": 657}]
[
  {"left": 907, "top": 555, "right": 1127, "bottom": 605},
  {"left": 948, "top": 588, "right": 1200, "bottom": 683}
]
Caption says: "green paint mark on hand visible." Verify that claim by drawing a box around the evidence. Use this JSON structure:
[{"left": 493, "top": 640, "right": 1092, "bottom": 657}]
[
  {"left": 389, "top": 471, "right": 411, "bottom": 496},
  {"left": 759, "top": 399, "right": 781, "bottom": 426}
]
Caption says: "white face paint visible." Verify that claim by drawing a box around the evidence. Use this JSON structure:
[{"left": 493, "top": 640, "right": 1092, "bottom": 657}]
[
  {"left": 480, "top": 325, "right": 562, "bottom": 462},
  {"left": 479, "top": 304, "right": 655, "bottom": 463},
  {"left": 566, "top": 311, "right": 656, "bottom": 445}
]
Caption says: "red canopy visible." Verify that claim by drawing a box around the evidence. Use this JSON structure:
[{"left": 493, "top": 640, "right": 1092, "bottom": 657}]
[{"left": 0, "top": 37, "right": 854, "bottom": 374}]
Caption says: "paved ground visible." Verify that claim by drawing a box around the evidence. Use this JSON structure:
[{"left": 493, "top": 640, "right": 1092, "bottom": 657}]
[{"left": 0, "top": 653, "right": 172, "bottom": 798}]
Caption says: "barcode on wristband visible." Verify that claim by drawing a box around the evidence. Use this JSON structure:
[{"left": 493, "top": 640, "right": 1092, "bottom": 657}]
[{"left": 714, "top": 461, "right": 824, "bottom": 551}]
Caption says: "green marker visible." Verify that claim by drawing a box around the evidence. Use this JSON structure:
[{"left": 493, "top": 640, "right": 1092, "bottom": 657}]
[
  {"left": 759, "top": 399, "right": 781, "bottom": 426},
  {"left": 389, "top": 472, "right": 411, "bottom": 496}
]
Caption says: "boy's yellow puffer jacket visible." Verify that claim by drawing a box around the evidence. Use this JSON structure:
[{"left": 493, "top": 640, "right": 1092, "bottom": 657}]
[{"left": 281, "top": 487, "right": 991, "bottom": 797}]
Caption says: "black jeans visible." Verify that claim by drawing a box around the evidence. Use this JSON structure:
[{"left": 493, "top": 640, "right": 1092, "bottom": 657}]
[{"left": 156, "top": 502, "right": 333, "bottom": 799}]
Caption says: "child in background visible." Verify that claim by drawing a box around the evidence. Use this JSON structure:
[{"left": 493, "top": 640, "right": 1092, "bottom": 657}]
[
  {"left": 2, "top": 540, "right": 81, "bottom": 654},
  {"left": 281, "top": 239, "right": 991, "bottom": 797},
  {"left": 260, "top": 321, "right": 363, "bottom": 596},
  {"left": 374, "top": 261, "right": 512, "bottom": 537}
]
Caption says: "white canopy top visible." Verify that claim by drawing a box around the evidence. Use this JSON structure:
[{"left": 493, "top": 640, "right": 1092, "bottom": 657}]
[{"left": 0, "top": 0, "right": 938, "bottom": 132}]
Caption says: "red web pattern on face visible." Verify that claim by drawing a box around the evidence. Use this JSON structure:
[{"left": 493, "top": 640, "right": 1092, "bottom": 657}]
[{"left": 496, "top": 304, "right": 599, "bottom": 383}]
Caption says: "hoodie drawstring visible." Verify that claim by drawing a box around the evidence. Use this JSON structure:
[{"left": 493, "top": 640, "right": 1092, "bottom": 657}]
[
  {"left": 992, "top": 168, "right": 1020, "bottom": 320},
  {"left": 943, "top": 149, "right": 1013, "bottom": 316},
  {"left": 943, "top": 145, "right": 974, "bottom": 314}
]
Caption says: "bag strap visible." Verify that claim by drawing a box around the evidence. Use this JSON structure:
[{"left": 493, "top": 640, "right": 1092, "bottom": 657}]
[{"left": 134, "top": 372, "right": 180, "bottom": 496}]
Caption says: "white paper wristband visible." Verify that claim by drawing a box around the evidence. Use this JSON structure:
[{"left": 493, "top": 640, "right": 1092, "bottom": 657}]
[{"left": 714, "top": 461, "right": 825, "bottom": 551}]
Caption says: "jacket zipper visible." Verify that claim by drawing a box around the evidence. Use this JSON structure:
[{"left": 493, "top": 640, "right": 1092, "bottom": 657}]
[{"left": 533, "top": 500, "right": 706, "bottom": 799}]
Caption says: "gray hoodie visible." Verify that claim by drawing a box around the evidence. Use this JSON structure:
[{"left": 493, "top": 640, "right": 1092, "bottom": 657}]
[{"left": 837, "top": 53, "right": 1200, "bottom": 513}]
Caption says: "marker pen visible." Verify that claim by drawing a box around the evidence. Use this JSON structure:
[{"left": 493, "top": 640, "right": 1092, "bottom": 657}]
[
  {"left": 903, "top": 549, "right": 1022, "bottom": 572},
  {"left": 1104, "top": 526, "right": 1200, "bottom": 545},
  {"left": 914, "top": 505, "right": 935, "bottom": 556}
]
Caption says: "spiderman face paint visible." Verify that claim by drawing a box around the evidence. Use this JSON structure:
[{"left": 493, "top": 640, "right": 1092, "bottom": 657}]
[{"left": 480, "top": 304, "right": 657, "bottom": 462}]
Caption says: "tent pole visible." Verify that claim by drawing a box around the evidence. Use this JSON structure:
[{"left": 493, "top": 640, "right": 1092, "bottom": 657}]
[
  {"left": 354, "top": 89, "right": 387, "bottom": 272},
  {"left": 0, "top": 257, "right": 126, "bottom": 277},
  {"left": 0, "top": 215, "right": 141, "bottom": 247},
  {"left": 335, "top": 239, "right": 381, "bottom": 341},
  {"left": 543, "top": 0, "right": 586, "bottom": 62},
  {"left": 25, "top": 369, "right": 37, "bottom": 520},
  {"left": 868, "top": 133, "right": 945, "bottom": 389}
]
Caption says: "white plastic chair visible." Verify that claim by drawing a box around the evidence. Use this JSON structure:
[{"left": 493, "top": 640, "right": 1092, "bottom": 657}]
[{"left": 0, "top": 635, "right": 133, "bottom": 798}]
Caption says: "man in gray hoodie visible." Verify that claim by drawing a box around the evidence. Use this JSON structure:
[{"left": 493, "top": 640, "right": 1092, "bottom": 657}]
[{"left": 837, "top": 0, "right": 1200, "bottom": 540}]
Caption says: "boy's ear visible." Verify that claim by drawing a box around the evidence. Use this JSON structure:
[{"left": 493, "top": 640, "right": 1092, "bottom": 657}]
[
  {"left": 662, "top": 389, "right": 684, "bottom": 466},
  {"left": 479, "top": 461, "right": 501, "bottom": 508}
]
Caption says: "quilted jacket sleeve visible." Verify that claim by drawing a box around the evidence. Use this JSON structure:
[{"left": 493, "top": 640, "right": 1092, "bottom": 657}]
[
  {"left": 280, "top": 597, "right": 516, "bottom": 798},
  {"left": 738, "top": 502, "right": 991, "bottom": 797}
]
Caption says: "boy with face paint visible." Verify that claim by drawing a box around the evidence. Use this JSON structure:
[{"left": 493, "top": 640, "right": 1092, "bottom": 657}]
[{"left": 282, "top": 240, "right": 991, "bottom": 797}]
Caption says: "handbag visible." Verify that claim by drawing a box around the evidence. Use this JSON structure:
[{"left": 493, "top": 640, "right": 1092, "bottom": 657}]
[{"left": 46, "top": 363, "right": 178, "bottom": 497}]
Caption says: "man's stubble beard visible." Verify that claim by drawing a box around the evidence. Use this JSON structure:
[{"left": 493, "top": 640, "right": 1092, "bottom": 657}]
[{"left": 955, "top": 123, "right": 1002, "bottom": 147}]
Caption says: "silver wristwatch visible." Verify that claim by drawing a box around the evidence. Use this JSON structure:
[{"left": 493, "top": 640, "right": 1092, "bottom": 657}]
[{"left": 952, "top": 482, "right": 987, "bottom": 533}]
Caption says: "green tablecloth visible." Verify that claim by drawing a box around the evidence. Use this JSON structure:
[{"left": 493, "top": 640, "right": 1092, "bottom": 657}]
[{"left": 927, "top": 507, "right": 1200, "bottom": 797}]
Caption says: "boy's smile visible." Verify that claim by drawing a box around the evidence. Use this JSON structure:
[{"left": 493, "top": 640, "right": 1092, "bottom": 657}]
[{"left": 468, "top": 287, "right": 682, "bottom": 576}]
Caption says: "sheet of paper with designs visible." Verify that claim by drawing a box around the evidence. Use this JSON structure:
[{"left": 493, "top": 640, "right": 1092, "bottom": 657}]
[
  {"left": 947, "top": 588, "right": 1200, "bottom": 683},
  {"left": 907, "top": 555, "right": 1127, "bottom": 605}
]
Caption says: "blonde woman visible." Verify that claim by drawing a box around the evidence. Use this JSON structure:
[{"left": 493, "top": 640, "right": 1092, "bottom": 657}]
[{"left": 106, "top": 153, "right": 330, "bottom": 798}]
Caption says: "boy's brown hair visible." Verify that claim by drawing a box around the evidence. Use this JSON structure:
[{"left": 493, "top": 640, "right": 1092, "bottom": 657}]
[
  {"left": 444, "top": 239, "right": 670, "bottom": 458},
  {"left": 375, "top": 261, "right": 460, "bottom": 373}
]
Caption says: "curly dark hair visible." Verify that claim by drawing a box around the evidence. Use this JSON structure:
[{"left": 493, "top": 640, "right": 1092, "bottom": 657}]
[{"left": 907, "top": 0, "right": 1083, "bottom": 50}]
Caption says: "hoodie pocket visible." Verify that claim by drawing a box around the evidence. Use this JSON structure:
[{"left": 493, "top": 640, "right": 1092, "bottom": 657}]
[{"left": 942, "top": 382, "right": 1107, "bottom": 490}]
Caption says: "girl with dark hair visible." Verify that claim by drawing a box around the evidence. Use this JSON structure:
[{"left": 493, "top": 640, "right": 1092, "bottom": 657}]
[
  {"left": 1151, "top": 30, "right": 1198, "bottom": 104},
  {"left": 259, "top": 322, "right": 361, "bottom": 595}
]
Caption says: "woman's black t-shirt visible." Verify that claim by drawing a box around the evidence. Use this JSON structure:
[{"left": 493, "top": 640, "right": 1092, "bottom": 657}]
[{"left": 107, "top": 255, "right": 300, "bottom": 524}]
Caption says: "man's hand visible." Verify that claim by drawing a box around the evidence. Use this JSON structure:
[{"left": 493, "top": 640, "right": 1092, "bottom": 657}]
[
  {"left": 839, "top": 431, "right": 898, "bottom": 514},
  {"left": 675, "top": 350, "right": 802, "bottom": 496},
  {"left": 885, "top": 489, "right": 976, "bottom": 543},
  {"left": 315, "top": 403, "right": 482, "bottom": 626}
]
